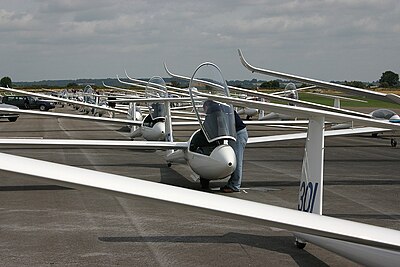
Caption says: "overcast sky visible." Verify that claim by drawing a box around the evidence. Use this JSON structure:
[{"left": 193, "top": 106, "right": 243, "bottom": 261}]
[{"left": 1, "top": 0, "right": 399, "bottom": 83}]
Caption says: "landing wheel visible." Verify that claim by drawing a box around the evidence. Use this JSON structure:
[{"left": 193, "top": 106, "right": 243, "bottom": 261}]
[
  {"left": 295, "top": 239, "right": 306, "bottom": 249},
  {"left": 167, "top": 162, "right": 172, "bottom": 167},
  {"left": 391, "top": 138, "right": 397, "bottom": 147}
]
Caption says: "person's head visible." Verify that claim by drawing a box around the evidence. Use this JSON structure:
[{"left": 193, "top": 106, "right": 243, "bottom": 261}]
[{"left": 203, "top": 100, "right": 218, "bottom": 113}]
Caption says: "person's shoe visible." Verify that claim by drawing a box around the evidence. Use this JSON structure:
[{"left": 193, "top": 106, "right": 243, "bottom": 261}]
[{"left": 220, "top": 185, "right": 239, "bottom": 193}]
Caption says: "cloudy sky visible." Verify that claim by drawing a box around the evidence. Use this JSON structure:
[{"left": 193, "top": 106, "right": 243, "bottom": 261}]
[{"left": 1, "top": 0, "right": 399, "bottom": 82}]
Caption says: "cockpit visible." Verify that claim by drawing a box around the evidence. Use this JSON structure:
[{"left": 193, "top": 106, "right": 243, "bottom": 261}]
[
  {"left": 143, "top": 76, "right": 167, "bottom": 127},
  {"left": 83, "top": 85, "right": 95, "bottom": 104},
  {"left": 188, "top": 62, "right": 236, "bottom": 154},
  {"left": 284, "top": 83, "right": 299, "bottom": 105},
  {"left": 370, "top": 109, "right": 400, "bottom": 123}
]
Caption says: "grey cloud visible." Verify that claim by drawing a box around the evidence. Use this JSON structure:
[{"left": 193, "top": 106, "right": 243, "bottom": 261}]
[{"left": 0, "top": 0, "right": 399, "bottom": 81}]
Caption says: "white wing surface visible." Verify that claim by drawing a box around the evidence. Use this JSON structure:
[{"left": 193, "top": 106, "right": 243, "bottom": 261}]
[
  {"left": 0, "top": 139, "right": 189, "bottom": 150},
  {"left": 0, "top": 86, "right": 128, "bottom": 114},
  {"left": 248, "top": 127, "right": 390, "bottom": 144},
  {"left": 108, "top": 97, "right": 203, "bottom": 103},
  {"left": 0, "top": 152, "right": 398, "bottom": 255},
  {"left": 0, "top": 108, "right": 143, "bottom": 126},
  {"left": 202, "top": 93, "right": 400, "bottom": 131},
  {"left": 238, "top": 49, "right": 400, "bottom": 105},
  {"left": 164, "top": 63, "right": 372, "bottom": 118}
]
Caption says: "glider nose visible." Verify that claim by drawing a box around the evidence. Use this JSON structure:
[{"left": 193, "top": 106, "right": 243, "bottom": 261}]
[
  {"left": 142, "top": 122, "right": 166, "bottom": 141},
  {"left": 389, "top": 114, "right": 400, "bottom": 123},
  {"left": 152, "top": 122, "right": 166, "bottom": 140},
  {"left": 187, "top": 144, "right": 237, "bottom": 180}
]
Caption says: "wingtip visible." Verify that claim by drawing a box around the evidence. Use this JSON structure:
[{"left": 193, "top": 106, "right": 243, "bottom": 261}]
[
  {"left": 237, "top": 49, "right": 251, "bottom": 70},
  {"left": 163, "top": 62, "right": 173, "bottom": 76}
]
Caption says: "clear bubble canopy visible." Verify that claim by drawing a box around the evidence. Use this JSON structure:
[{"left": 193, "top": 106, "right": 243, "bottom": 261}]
[
  {"left": 145, "top": 76, "right": 167, "bottom": 120},
  {"left": 83, "top": 85, "right": 95, "bottom": 104},
  {"left": 189, "top": 62, "right": 236, "bottom": 143}
]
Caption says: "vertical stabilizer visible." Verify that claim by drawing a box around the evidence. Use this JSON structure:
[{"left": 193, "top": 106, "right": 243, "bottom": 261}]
[
  {"left": 259, "top": 98, "right": 265, "bottom": 119},
  {"left": 334, "top": 98, "right": 341, "bottom": 109},
  {"left": 165, "top": 100, "right": 173, "bottom": 142},
  {"left": 298, "top": 116, "right": 325, "bottom": 215}
]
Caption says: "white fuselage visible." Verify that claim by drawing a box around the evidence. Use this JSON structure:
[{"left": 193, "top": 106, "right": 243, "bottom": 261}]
[
  {"left": 166, "top": 131, "right": 237, "bottom": 180},
  {"left": 141, "top": 122, "right": 165, "bottom": 141},
  {"left": 238, "top": 107, "right": 258, "bottom": 118},
  {"left": 184, "top": 144, "right": 236, "bottom": 180}
]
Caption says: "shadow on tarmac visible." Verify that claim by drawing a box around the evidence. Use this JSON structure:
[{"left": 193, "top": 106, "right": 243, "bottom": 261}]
[{"left": 99, "top": 232, "right": 329, "bottom": 266}]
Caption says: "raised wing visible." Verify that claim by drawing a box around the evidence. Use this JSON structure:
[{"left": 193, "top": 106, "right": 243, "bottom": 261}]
[
  {"left": 238, "top": 49, "right": 400, "bottom": 105},
  {"left": 201, "top": 92, "right": 400, "bottom": 131},
  {"left": 164, "top": 63, "right": 371, "bottom": 119},
  {"left": 0, "top": 152, "right": 398, "bottom": 265},
  {"left": 124, "top": 70, "right": 191, "bottom": 97},
  {"left": 102, "top": 81, "right": 145, "bottom": 96}
]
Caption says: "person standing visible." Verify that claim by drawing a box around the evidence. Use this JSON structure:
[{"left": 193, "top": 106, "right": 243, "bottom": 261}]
[{"left": 220, "top": 111, "right": 248, "bottom": 193}]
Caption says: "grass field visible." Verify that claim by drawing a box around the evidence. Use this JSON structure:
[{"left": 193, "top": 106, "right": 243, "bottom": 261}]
[{"left": 297, "top": 92, "right": 400, "bottom": 108}]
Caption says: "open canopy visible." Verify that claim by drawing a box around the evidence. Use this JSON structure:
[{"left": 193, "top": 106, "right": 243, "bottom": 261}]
[
  {"left": 83, "top": 85, "right": 95, "bottom": 104},
  {"left": 145, "top": 76, "right": 167, "bottom": 120},
  {"left": 189, "top": 62, "right": 236, "bottom": 143},
  {"left": 284, "top": 82, "right": 299, "bottom": 100}
]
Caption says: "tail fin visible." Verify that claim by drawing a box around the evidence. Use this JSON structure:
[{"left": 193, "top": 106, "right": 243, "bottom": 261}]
[
  {"left": 297, "top": 116, "right": 325, "bottom": 215},
  {"left": 165, "top": 99, "right": 173, "bottom": 142}
]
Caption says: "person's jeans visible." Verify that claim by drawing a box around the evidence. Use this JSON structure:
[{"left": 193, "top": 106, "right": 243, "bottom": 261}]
[{"left": 227, "top": 128, "right": 248, "bottom": 191}]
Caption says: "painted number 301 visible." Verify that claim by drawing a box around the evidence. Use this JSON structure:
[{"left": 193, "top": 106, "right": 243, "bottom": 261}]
[{"left": 298, "top": 181, "right": 319, "bottom": 213}]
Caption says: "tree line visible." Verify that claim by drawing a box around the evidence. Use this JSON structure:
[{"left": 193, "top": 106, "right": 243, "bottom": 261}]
[
  {"left": 1, "top": 70, "right": 399, "bottom": 90},
  {"left": 259, "top": 70, "right": 399, "bottom": 89}
]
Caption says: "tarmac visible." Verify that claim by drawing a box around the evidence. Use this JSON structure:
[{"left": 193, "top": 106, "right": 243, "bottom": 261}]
[{"left": 0, "top": 106, "right": 399, "bottom": 266}]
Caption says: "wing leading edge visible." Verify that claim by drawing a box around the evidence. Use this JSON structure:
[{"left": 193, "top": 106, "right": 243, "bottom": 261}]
[
  {"left": 238, "top": 49, "right": 400, "bottom": 105},
  {"left": 247, "top": 127, "right": 390, "bottom": 144},
  {"left": 0, "top": 139, "right": 189, "bottom": 150},
  {"left": 0, "top": 152, "right": 398, "bottom": 255}
]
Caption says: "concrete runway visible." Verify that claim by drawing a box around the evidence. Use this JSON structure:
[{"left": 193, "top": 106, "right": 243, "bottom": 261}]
[{"left": 0, "top": 106, "right": 399, "bottom": 266}]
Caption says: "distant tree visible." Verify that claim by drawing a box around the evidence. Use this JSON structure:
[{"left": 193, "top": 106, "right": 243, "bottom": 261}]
[
  {"left": 344, "top": 81, "right": 366, "bottom": 89},
  {"left": 66, "top": 82, "right": 78, "bottom": 88},
  {"left": 0, "top": 76, "right": 12, "bottom": 87},
  {"left": 260, "top": 80, "right": 280, "bottom": 89},
  {"left": 379, "top": 71, "right": 399, "bottom": 87},
  {"left": 170, "top": 80, "right": 181, "bottom": 88}
]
